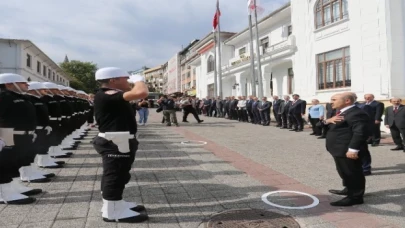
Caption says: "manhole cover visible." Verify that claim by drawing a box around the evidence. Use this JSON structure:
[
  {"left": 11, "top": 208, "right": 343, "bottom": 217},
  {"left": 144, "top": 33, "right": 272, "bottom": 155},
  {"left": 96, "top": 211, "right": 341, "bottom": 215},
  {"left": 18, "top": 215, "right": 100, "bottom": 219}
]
[
  {"left": 180, "top": 140, "right": 207, "bottom": 146},
  {"left": 206, "top": 209, "right": 300, "bottom": 228}
]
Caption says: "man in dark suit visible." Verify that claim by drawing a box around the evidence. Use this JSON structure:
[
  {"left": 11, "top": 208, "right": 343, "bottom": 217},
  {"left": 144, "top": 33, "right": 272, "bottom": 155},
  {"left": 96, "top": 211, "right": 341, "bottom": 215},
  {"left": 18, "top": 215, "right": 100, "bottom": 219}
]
[
  {"left": 279, "top": 95, "right": 290, "bottom": 129},
  {"left": 259, "top": 97, "right": 272, "bottom": 126},
  {"left": 224, "top": 97, "right": 231, "bottom": 119},
  {"left": 246, "top": 95, "right": 254, "bottom": 123},
  {"left": 252, "top": 97, "right": 261, "bottom": 124},
  {"left": 364, "top": 94, "right": 384, "bottom": 146},
  {"left": 289, "top": 94, "right": 307, "bottom": 132},
  {"left": 325, "top": 92, "right": 369, "bottom": 206},
  {"left": 272, "top": 96, "right": 283, "bottom": 127},
  {"left": 216, "top": 96, "right": 223, "bottom": 118},
  {"left": 320, "top": 102, "right": 335, "bottom": 139},
  {"left": 384, "top": 97, "right": 405, "bottom": 151},
  {"left": 230, "top": 97, "right": 238, "bottom": 120}
]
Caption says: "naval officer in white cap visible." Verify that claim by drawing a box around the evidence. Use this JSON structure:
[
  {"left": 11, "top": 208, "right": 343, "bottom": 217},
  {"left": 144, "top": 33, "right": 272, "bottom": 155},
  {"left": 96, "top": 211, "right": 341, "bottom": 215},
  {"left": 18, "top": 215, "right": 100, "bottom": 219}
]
[{"left": 93, "top": 67, "right": 149, "bottom": 223}]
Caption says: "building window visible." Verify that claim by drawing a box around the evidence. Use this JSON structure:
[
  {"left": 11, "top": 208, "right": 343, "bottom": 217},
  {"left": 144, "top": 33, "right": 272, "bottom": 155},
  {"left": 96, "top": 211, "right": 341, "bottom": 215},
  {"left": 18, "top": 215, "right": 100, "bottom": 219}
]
[
  {"left": 288, "top": 25, "right": 293, "bottom": 36},
  {"left": 48, "top": 69, "right": 51, "bottom": 78},
  {"left": 238, "top": 47, "right": 246, "bottom": 56},
  {"left": 193, "top": 80, "right": 196, "bottom": 86},
  {"left": 315, "top": 0, "right": 348, "bottom": 29},
  {"left": 53, "top": 72, "right": 55, "bottom": 81},
  {"left": 260, "top": 37, "right": 269, "bottom": 54},
  {"left": 43, "top": 66, "right": 46, "bottom": 76},
  {"left": 187, "top": 72, "right": 191, "bottom": 78},
  {"left": 317, "top": 47, "right": 351, "bottom": 90},
  {"left": 37, "top": 61, "right": 41, "bottom": 73},
  {"left": 192, "top": 68, "right": 196, "bottom": 76},
  {"left": 26, "top": 54, "right": 31, "bottom": 68},
  {"left": 207, "top": 55, "right": 215, "bottom": 73}
]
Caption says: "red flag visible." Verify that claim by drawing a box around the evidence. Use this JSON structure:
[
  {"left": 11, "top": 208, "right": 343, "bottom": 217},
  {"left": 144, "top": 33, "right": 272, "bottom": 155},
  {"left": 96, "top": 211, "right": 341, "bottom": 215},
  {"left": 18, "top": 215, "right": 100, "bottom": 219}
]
[
  {"left": 212, "top": 0, "right": 221, "bottom": 31},
  {"left": 247, "top": 0, "right": 264, "bottom": 15}
]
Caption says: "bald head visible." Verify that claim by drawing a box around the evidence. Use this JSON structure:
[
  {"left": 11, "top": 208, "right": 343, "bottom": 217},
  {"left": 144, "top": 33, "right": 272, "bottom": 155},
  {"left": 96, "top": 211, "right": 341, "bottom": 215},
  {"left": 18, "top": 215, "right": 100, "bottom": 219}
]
[
  {"left": 341, "top": 92, "right": 358, "bottom": 101},
  {"left": 330, "top": 92, "right": 355, "bottom": 109}
]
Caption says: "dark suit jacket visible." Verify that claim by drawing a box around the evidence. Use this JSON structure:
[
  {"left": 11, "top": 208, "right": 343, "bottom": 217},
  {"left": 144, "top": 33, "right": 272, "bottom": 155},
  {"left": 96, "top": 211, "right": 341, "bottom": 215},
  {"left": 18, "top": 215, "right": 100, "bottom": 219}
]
[
  {"left": 246, "top": 100, "right": 254, "bottom": 111},
  {"left": 252, "top": 101, "right": 259, "bottom": 111},
  {"left": 289, "top": 99, "right": 307, "bottom": 114},
  {"left": 280, "top": 100, "right": 291, "bottom": 114},
  {"left": 260, "top": 101, "right": 271, "bottom": 111},
  {"left": 384, "top": 105, "right": 405, "bottom": 128},
  {"left": 273, "top": 100, "right": 282, "bottom": 113},
  {"left": 326, "top": 106, "right": 370, "bottom": 157},
  {"left": 367, "top": 100, "right": 384, "bottom": 121},
  {"left": 325, "top": 103, "right": 335, "bottom": 118}
]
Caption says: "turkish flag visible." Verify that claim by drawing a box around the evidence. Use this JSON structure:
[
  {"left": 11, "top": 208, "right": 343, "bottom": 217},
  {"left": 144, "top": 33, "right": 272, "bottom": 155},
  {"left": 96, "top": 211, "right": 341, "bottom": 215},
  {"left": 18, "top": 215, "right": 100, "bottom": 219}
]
[{"left": 212, "top": 0, "right": 221, "bottom": 31}]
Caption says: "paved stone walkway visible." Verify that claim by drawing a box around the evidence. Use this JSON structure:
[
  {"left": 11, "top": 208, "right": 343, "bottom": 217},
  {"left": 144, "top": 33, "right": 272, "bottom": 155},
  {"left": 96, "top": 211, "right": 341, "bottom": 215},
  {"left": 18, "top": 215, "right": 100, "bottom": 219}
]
[{"left": 0, "top": 110, "right": 404, "bottom": 228}]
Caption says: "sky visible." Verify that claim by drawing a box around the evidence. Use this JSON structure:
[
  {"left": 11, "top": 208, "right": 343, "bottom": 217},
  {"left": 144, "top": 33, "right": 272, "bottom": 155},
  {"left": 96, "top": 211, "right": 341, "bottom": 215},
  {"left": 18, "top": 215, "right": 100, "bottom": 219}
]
[{"left": 0, "top": 0, "right": 289, "bottom": 71}]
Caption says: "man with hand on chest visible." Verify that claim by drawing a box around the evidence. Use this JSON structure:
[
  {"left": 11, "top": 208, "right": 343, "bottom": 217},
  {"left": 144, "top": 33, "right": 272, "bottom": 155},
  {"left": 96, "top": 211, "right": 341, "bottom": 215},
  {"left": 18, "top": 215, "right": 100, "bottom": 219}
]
[{"left": 324, "top": 92, "right": 369, "bottom": 206}]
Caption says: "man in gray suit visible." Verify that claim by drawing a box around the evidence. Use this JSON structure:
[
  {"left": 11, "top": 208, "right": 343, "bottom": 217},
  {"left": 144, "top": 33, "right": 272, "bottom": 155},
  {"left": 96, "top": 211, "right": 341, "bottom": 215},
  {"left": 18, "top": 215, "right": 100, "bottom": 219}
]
[{"left": 384, "top": 97, "right": 405, "bottom": 152}]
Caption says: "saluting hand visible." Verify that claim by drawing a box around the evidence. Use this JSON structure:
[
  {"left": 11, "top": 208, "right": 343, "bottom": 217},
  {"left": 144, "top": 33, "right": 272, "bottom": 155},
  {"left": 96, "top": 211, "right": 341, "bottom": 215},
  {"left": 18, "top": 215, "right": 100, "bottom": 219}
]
[{"left": 325, "top": 116, "right": 344, "bottom": 124}]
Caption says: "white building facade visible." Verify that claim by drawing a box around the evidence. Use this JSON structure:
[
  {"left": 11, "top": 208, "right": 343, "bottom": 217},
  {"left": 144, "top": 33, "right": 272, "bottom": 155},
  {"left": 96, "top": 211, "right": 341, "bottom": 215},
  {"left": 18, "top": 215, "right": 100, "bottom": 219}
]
[
  {"left": 191, "top": 0, "right": 405, "bottom": 103},
  {"left": 0, "top": 39, "right": 70, "bottom": 86}
]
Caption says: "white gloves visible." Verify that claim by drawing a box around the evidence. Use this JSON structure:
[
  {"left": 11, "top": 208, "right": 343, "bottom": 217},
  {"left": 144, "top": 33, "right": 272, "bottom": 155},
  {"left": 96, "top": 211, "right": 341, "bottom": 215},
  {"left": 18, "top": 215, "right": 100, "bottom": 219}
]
[
  {"left": 0, "top": 138, "right": 5, "bottom": 152},
  {"left": 32, "top": 133, "right": 37, "bottom": 142},
  {"left": 45, "top": 126, "right": 52, "bottom": 135},
  {"left": 128, "top": 75, "right": 145, "bottom": 84}
]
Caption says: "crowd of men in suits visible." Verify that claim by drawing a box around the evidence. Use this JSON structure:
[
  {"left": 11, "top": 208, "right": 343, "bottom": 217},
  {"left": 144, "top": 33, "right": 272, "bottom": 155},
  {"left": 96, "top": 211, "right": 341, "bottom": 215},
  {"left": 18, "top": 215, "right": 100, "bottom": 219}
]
[
  {"left": 198, "top": 94, "right": 308, "bottom": 130},
  {"left": 0, "top": 73, "right": 94, "bottom": 204}
]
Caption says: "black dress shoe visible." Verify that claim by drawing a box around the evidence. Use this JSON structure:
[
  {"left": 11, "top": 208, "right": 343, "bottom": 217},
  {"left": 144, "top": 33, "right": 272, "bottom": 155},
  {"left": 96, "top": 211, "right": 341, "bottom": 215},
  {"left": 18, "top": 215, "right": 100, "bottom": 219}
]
[
  {"left": 0, "top": 197, "right": 36, "bottom": 205},
  {"left": 318, "top": 136, "right": 326, "bottom": 139},
  {"left": 371, "top": 142, "right": 379, "bottom": 147},
  {"left": 44, "top": 173, "right": 56, "bottom": 178},
  {"left": 391, "top": 146, "right": 404, "bottom": 151},
  {"left": 310, "top": 133, "right": 316, "bottom": 135},
  {"left": 296, "top": 129, "right": 303, "bottom": 132},
  {"left": 330, "top": 197, "right": 363, "bottom": 207},
  {"left": 22, "top": 177, "right": 51, "bottom": 183},
  {"left": 329, "top": 188, "right": 348, "bottom": 196},
  {"left": 363, "top": 171, "right": 372, "bottom": 176},
  {"left": 21, "top": 188, "right": 42, "bottom": 196},
  {"left": 55, "top": 161, "right": 65, "bottom": 165},
  {"left": 103, "top": 214, "right": 149, "bottom": 223},
  {"left": 289, "top": 129, "right": 297, "bottom": 131},
  {"left": 130, "top": 205, "right": 146, "bottom": 212}
]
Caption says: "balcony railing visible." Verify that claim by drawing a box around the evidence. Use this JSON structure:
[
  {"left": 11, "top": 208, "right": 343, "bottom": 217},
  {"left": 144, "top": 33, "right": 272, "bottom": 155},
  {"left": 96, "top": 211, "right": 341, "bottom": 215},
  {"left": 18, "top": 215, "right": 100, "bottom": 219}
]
[{"left": 221, "top": 35, "right": 296, "bottom": 72}]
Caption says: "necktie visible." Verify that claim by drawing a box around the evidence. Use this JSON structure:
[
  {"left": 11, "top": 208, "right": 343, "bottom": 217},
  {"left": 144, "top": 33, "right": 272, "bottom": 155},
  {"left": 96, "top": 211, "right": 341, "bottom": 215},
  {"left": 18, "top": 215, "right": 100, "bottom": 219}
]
[
  {"left": 394, "top": 106, "right": 398, "bottom": 113},
  {"left": 336, "top": 110, "right": 341, "bottom": 116}
]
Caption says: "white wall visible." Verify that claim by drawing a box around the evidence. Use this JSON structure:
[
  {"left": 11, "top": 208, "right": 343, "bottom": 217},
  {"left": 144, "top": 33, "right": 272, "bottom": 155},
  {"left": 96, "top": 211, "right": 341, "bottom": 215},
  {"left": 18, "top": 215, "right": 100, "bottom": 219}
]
[
  {"left": 0, "top": 42, "right": 20, "bottom": 74},
  {"left": 291, "top": 0, "right": 403, "bottom": 103}
]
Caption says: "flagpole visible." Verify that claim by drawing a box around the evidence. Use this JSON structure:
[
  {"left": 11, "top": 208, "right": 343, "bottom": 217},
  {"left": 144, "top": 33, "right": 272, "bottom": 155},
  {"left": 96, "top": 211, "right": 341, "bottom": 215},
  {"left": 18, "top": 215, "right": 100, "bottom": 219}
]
[
  {"left": 254, "top": 0, "right": 263, "bottom": 98},
  {"left": 217, "top": 12, "right": 223, "bottom": 99},
  {"left": 248, "top": 14, "right": 256, "bottom": 97},
  {"left": 213, "top": 31, "right": 218, "bottom": 98}
]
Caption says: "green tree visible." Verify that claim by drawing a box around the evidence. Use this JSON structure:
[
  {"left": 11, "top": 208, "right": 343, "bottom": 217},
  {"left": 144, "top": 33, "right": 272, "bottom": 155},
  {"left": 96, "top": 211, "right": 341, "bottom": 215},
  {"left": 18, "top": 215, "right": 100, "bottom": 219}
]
[{"left": 60, "top": 60, "right": 98, "bottom": 93}]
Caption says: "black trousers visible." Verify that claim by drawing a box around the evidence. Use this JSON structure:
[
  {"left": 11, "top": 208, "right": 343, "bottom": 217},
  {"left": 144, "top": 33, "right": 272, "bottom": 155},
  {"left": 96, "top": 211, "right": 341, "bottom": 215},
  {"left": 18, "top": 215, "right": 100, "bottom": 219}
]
[
  {"left": 7, "top": 134, "right": 34, "bottom": 178},
  {"left": 281, "top": 113, "right": 288, "bottom": 127},
  {"left": 390, "top": 124, "right": 405, "bottom": 147},
  {"left": 183, "top": 106, "right": 200, "bottom": 122},
  {"left": 0, "top": 147, "right": 14, "bottom": 184},
  {"left": 274, "top": 111, "right": 282, "bottom": 126},
  {"left": 93, "top": 136, "right": 138, "bottom": 201},
  {"left": 260, "top": 111, "right": 270, "bottom": 124},
  {"left": 247, "top": 109, "right": 254, "bottom": 122},
  {"left": 32, "top": 129, "right": 49, "bottom": 159},
  {"left": 293, "top": 113, "right": 304, "bottom": 130},
  {"left": 309, "top": 118, "right": 322, "bottom": 135},
  {"left": 49, "top": 120, "right": 62, "bottom": 147},
  {"left": 371, "top": 122, "right": 381, "bottom": 143},
  {"left": 333, "top": 156, "right": 365, "bottom": 199},
  {"left": 238, "top": 109, "right": 247, "bottom": 122},
  {"left": 253, "top": 110, "right": 261, "bottom": 123}
]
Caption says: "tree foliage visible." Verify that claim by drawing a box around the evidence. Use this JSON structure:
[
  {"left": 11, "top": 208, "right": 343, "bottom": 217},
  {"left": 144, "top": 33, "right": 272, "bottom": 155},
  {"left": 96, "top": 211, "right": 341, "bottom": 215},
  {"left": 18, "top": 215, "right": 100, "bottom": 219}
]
[{"left": 60, "top": 60, "right": 98, "bottom": 93}]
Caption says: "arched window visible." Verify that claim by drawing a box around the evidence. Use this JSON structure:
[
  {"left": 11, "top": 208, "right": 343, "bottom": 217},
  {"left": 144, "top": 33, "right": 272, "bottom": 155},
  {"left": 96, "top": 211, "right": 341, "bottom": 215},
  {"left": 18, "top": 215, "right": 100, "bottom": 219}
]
[
  {"left": 315, "top": 0, "right": 348, "bottom": 29},
  {"left": 207, "top": 55, "right": 215, "bottom": 73}
]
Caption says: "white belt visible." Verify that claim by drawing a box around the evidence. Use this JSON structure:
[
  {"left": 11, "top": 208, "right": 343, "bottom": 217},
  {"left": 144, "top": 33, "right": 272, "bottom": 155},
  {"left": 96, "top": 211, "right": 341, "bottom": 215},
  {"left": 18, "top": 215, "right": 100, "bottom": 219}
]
[
  {"left": 14, "top": 130, "right": 34, "bottom": 135},
  {"left": 36, "top": 126, "right": 44, "bottom": 130},
  {"left": 72, "top": 113, "right": 77, "bottom": 116},
  {"left": 61, "top": 116, "right": 67, "bottom": 118},
  {"left": 98, "top": 132, "right": 134, "bottom": 153},
  {"left": 49, "top": 117, "right": 58, "bottom": 120}
]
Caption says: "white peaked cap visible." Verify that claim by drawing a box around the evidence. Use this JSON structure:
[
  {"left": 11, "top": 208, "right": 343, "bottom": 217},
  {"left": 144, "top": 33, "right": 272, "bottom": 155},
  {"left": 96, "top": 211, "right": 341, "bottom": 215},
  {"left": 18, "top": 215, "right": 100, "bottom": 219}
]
[
  {"left": 0, "top": 73, "right": 27, "bottom": 84},
  {"left": 28, "top": 81, "right": 47, "bottom": 90},
  {"left": 95, "top": 67, "right": 130, "bottom": 80},
  {"left": 42, "top": 82, "right": 60, "bottom": 89},
  {"left": 76, "top": 90, "right": 86, "bottom": 95},
  {"left": 57, "top": 85, "right": 69, "bottom": 90}
]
